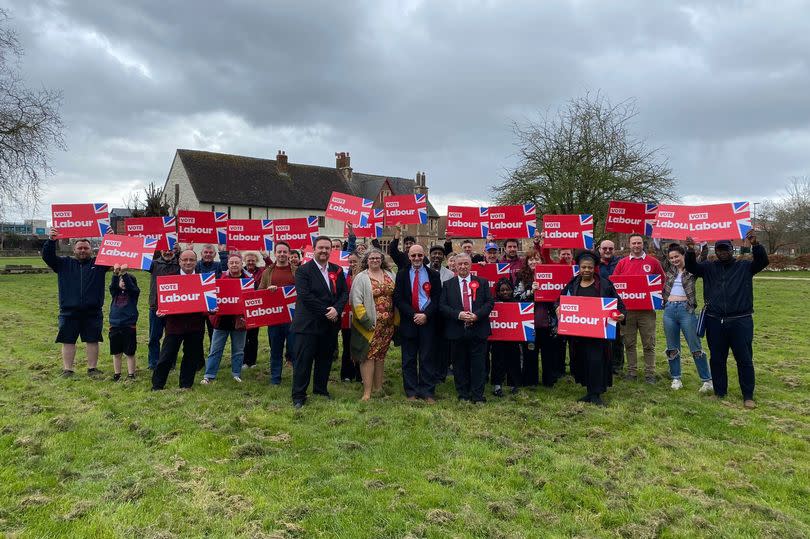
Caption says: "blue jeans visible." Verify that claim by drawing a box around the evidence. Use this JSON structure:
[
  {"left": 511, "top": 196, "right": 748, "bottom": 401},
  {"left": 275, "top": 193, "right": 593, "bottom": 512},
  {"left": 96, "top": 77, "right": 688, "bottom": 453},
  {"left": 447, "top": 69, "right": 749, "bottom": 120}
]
[
  {"left": 663, "top": 302, "right": 711, "bottom": 382},
  {"left": 204, "top": 329, "right": 246, "bottom": 379},
  {"left": 267, "top": 323, "right": 294, "bottom": 384},
  {"left": 148, "top": 309, "right": 166, "bottom": 370}
]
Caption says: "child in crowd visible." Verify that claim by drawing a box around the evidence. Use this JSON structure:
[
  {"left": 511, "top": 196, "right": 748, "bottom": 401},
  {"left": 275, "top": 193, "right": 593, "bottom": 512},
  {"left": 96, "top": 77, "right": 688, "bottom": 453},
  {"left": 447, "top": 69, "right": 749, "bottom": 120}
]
[{"left": 109, "top": 264, "right": 139, "bottom": 381}]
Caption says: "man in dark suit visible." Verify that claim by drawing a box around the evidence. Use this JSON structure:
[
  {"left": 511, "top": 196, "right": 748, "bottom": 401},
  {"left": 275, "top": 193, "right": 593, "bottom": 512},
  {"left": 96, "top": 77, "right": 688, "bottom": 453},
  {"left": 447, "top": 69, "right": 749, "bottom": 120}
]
[
  {"left": 439, "top": 253, "right": 494, "bottom": 403},
  {"left": 290, "top": 236, "right": 348, "bottom": 408},
  {"left": 393, "top": 244, "right": 443, "bottom": 403}
]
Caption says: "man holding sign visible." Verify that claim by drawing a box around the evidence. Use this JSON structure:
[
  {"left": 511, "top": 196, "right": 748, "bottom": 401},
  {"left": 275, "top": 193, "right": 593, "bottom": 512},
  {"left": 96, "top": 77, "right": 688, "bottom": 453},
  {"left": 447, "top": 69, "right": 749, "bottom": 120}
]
[
  {"left": 612, "top": 234, "right": 664, "bottom": 383},
  {"left": 685, "top": 231, "right": 768, "bottom": 409},
  {"left": 43, "top": 228, "right": 111, "bottom": 377}
]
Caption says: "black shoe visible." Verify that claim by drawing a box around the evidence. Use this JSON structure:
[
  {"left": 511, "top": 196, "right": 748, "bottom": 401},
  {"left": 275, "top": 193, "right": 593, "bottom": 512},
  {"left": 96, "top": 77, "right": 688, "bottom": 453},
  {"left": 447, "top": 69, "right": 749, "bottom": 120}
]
[
  {"left": 87, "top": 368, "right": 102, "bottom": 378},
  {"left": 293, "top": 401, "right": 304, "bottom": 410},
  {"left": 624, "top": 373, "right": 637, "bottom": 382},
  {"left": 591, "top": 395, "right": 606, "bottom": 406},
  {"left": 126, "top": 374, "right": 136, "bottom": 381},
  {"left": 645, "top": 375, "right": 658, "bottom": 385},
  {"left": 61, "top": 369, "right": 74, "bottom": 378},
  {"left": 492, "top": 387, "right": 504, "bottom": 397},
  {"left": 473, "top": 399, "right": 486, "bottom": 405},
  {"left": 113, "top": 373, "right": 121, "bottom": 382},
  {"left": 314, "top": 392, "right": 332, "bottom": 399},
  {"left": 510, "top": 386, "right": 519, "bottom": 395},
  {"left": 577, "top": 394, "right": 593, "bottom": 403}
]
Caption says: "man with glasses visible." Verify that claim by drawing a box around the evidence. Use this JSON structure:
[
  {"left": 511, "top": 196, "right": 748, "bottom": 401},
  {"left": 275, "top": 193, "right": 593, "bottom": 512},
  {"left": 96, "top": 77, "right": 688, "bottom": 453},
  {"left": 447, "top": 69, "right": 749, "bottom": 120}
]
[
  {"left": 598, "top": 239, "right": 624, "bottom": 373},
  {"left": 394, "top": 244, "right": 442, "bottom": 402}
]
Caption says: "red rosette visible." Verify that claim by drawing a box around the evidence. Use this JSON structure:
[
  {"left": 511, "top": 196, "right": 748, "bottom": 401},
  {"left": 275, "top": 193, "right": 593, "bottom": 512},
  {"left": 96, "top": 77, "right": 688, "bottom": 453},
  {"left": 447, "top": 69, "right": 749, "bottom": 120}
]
[
  {"left": 610, "top": 310, "right": 621, "bottom": 320},
  {"left": 422, "top": 281, "right": 431, "bottom": 295},
  {"left": 469, "top": 279, "right": 479, "bottom": 301}
]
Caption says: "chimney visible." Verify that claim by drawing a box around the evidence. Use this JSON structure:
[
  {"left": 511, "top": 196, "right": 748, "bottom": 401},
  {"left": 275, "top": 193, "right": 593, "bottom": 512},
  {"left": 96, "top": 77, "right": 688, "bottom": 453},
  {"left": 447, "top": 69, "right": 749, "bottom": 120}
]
[
  {"left": 276, "top": 150, "right": 288, "bottom": 174},
  {"left": 414, "top": 171, "right": 428, "bottom": 195},
  {"left": 335, "top": 151, "right": 352, "bottom": 181}
]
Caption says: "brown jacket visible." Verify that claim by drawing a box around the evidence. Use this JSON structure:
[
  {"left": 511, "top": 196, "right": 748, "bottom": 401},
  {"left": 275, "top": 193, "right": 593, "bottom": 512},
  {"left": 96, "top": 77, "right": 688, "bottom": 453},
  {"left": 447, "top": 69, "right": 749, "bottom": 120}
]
[{"left": 258, "top": 262, "right": 299, "bottom": 290}]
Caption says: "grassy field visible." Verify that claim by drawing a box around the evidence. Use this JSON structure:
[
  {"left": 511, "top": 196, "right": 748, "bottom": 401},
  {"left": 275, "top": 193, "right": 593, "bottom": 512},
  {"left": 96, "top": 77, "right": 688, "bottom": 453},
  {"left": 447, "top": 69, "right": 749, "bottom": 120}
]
[{"left": 0, "top": 273, "right": 808, "bottom": 538}]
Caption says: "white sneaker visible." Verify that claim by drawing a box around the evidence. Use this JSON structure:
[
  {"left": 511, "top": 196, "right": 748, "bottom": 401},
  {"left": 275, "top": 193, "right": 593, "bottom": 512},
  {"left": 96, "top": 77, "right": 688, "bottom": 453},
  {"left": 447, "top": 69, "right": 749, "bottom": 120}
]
[
  {"left": 699, "top": 381, "right": 714, "bottom": 394},
  {"left": 233, "top": 376, "right": 242, "bottom": 383},
  {"left": 671, "top": 379, "right": 683, "bottom": 390},
  {"left": 200, "top": 378, "right": 211, "bottom": 385}
]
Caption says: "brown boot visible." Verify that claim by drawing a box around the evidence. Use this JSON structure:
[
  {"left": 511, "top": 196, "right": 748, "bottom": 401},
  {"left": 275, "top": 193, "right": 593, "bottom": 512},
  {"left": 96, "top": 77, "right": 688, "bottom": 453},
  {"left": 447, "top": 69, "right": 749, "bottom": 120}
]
[{"left": 743, "top": 399, "right": 756, "bottom": 409}]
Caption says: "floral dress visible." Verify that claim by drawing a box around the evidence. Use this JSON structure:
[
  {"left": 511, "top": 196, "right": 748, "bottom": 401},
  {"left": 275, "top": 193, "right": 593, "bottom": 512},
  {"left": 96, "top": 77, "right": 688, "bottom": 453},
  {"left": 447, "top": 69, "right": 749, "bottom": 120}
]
[{"left": 367, "top": 273, "right": 395, "bottom": 363}]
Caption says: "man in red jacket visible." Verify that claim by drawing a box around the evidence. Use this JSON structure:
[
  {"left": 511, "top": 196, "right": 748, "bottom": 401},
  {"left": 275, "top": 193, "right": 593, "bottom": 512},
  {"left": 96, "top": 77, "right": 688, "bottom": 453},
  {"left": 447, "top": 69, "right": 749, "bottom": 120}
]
[{"left": 612, "top": 234, "right": 664, "bottom": 383}]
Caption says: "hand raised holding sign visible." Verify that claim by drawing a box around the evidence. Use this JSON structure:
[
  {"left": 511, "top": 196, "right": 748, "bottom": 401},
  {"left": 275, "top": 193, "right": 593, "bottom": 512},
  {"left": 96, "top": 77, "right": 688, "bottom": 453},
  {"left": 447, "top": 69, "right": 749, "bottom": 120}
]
[{"left": 746, "top": 229, "right": 758, "bottom": 246}]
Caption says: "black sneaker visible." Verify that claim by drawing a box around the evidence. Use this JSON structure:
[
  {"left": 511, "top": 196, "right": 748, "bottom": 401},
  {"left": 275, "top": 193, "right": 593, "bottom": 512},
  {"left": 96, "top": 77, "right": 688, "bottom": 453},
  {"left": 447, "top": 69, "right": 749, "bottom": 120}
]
[
  {"left": 510, "top": 386, "right": 519, "bottom": 395},
  {"left": 87, "top": 368, "right": 102, "bottom": 378},
  {"left": 577, "top": 394, "right": 593, "bottom": 402},
  {"left": 126, "top": 374, "right": 136, "bottom": 381},
  {"left": 113, "top": 373, "right": 121, "bottom": 382},
  {"left": 591, "top": 395, "right": 606, "bottom": 406},
  {"left": 61, "top": 369, "right": 74, "bottom": 378},
  {"left": 293, "top": 401, "right": 304, "bottom": 410},
  {"left": 492, "top": 386, "right": 504, "bottom": 397}
]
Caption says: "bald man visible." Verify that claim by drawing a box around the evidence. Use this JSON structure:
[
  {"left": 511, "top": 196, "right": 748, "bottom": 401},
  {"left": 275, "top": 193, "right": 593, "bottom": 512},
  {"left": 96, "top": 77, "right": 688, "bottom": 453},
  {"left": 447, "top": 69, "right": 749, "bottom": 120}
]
[{"left": 151, "top": 249, "right": 208, "bottom": 390}]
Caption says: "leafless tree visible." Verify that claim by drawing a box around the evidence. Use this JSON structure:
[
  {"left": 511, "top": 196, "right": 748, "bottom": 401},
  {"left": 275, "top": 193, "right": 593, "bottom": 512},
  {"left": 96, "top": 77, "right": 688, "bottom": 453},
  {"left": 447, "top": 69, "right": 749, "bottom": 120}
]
[
  {"left": 495, "top": 92, "right": 677, "bottom": 234},
  {"left": 125, "top": 181, "right": 174, "bottom": 217},
  {"left": 0, "top": 9, "right": 65, "bottom": 217}
]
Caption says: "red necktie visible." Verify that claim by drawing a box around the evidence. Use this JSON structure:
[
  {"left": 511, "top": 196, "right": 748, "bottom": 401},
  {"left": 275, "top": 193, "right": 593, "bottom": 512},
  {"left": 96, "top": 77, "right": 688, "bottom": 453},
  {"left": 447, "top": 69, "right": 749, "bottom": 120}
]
[
  {"left": 462, "top": 278, "right": 472, "bottom": 311},
  {"left": 412, "top": 268, "right": 420, "bottom": 311}
]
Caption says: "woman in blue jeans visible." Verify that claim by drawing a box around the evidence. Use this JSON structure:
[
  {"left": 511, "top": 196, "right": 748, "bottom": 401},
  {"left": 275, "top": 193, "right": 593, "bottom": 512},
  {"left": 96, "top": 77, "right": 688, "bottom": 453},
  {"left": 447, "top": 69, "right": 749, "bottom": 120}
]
[{"left": 662, "top": 244, "right": 713, "bottom": 393}]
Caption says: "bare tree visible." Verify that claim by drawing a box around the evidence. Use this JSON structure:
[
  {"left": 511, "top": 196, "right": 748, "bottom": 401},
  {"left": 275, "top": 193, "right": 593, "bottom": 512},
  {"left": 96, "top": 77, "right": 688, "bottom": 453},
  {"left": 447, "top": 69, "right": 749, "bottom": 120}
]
[
  {"left": 0, "top": 9, "right": 65, "bottom": 217},
  {"left": 759, "top": 177, "right": 810, "bottom": 254},
  {"left": 125, "top": 181, "right": 172, "bottom": 217},
  {"left": 495, "top": 92, "right": 677, "bottom": 234},
  {"left": 757, "top": 199, "right": 792, "bottom": 254}
]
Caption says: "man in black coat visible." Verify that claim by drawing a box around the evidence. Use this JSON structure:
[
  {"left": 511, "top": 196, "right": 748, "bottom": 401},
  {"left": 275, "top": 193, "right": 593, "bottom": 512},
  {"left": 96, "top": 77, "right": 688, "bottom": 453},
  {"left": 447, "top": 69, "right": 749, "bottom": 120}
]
[
  {"left": 290, "top": 236, "right": 349, "bottom": 408},
  {"left": 685, "top": 230, "right": 768, "bottom": 409},
  {"left": 393, "top": 244, "right": 443, "bottom": 402},
  {"left": 439, "top": 253, "right": 495, "bottom": 403}
]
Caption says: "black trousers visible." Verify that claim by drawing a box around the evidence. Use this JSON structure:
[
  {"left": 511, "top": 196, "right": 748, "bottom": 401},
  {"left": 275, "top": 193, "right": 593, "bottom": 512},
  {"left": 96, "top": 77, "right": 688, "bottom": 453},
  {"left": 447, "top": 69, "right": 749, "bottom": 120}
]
[
  {"left": 339, "top": 329, "right": 361, "bottom": 381},
  {"left": 705, "top": 315, "right": 755, "bottom": 400},
  {"left": 401, "top": 325, "right": 437, "bottom": 398},
  {"left": 291, "top": 331, "right": 337, "bottom": 403},
  {"left": 243, "top": 328, "right": 260, "bottom": 367},
  {"left": 434, "top": 335, "right": 452, "bottom": 382},
  {"left": 152, "top": 331, "right": 204, "bottom": 389},
  {"left": 611, "top": 325, "right": 625, "bottom": 373},
  {"left": 491, "top": 341, "right": 521, "bottom": 388},
  {"left": 536, "top": 328, "right": 563, "bottom": 387},
  {"left": 451, "top": 337, "right": 488, "bottom": 402}
]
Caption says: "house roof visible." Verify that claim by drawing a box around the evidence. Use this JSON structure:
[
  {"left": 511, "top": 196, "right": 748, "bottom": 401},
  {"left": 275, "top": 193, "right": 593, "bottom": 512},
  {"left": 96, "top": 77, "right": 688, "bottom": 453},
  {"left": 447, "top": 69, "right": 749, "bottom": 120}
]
[{"left": 173, "top": 149, "right": 439, "bottom": 217}]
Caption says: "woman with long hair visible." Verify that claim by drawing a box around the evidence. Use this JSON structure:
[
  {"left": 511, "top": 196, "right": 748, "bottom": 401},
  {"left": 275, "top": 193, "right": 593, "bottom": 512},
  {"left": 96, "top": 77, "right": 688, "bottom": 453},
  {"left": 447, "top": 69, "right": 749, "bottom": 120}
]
[
  {"left": 350, "top": 248, "right": 397, "bottom": 400},
  {"left": 340, "top": 251, "right": 363, "bottom": 383}
]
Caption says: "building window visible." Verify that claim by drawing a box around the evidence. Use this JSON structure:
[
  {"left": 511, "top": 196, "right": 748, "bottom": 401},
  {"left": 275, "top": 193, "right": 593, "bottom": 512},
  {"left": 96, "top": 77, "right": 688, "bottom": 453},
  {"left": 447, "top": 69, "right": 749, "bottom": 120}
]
[
  {"left": 174, "top": 184, "right": 180, "bottom": 207},
  {"left": 317, "top": 216, "right": 326, "bottom": 228},
  {"left": 248, "top": 207, "right": 252, "bottom": 219}
]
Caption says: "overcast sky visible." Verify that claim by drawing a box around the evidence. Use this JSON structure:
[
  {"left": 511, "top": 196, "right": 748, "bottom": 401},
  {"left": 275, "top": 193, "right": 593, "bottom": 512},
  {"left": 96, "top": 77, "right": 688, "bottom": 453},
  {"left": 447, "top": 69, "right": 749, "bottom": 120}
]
[{"left": 3, "top": 0, "right": 809, "bottom": 221}]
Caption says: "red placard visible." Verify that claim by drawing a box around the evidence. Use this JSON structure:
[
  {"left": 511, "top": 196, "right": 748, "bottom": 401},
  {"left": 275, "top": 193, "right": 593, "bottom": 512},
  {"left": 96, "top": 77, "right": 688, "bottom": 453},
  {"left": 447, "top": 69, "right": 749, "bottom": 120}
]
[
  {"left": 651, "top": 202, "right": 751, "bottom": 241},
  {"left": 609, "top": 274, "right": 663, "bottom": 311},
  {"left": 604, "top": 201, "right": 659, "bottom": 236},
  {"left": 177, "top": 210, "right": 228, "bottom": 244},
  {"left": 156, "top": 273, "right": 218, "bottom": 315},
  {"left": 542, "top": 214, "right": 594, "bottom": 249},
  {"left": 557, "top": 295, "right": 620, "bottom": 340},
  {"left": 243, "top": 286, "right": 297, "bottom": 329},
  {"left": 384, "top": 194, "right": 428, "bottom": 225},
  {"left": 95, "top": 234, "right": 159, "bottom": 271},
  {"left": 469, "top": 263, "right": 512, "bottom": 295},
  {"left": 488, "top": 302, "right": 535, "bottom": 342},
  {"left": 215, "top": 277, "right": 255, "bottom": 315},
  {"left": 226, "top": 219, "right": 273, "bottom": 251},
  {"left": 344, "top": 209, "right": 384, "bottom": 238},
  {"left": 445, "top": 206, "right": 490, "bottom": 238},
  {"left": 487, "top": 204, "right": 536, "bottom": 239},
  {"left": 269, "top": 216, "right": 319, "bottom": 250},
  {"left": 326, "top": 192, "right": 374, "bottom": 226},
  {"left": 124, "top": 216, "right": 177, "bottom": 251},
  {"left": 51, "top": 203, "right": 111, "bottom": 239},
  {"left": 534, "top": 264, "right": 580, "bottom": 302}
]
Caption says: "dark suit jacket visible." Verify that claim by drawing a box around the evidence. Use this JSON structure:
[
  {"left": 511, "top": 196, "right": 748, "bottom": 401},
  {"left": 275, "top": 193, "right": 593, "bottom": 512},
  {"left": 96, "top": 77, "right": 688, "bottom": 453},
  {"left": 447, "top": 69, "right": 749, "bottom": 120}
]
[
  {"left": 393, "top": 265, "right": 442, "bottom": 338},
  {"left": 440, "top": 274, "right": 494, "bottom": 340},
  {"left": 289, "top": 260, "right": 349, "bottom": 336}
]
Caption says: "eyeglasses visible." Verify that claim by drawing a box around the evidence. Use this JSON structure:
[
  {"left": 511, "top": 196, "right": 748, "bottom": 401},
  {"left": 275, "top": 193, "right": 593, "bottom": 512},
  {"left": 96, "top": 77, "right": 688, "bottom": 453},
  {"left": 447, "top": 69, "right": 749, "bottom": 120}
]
[
  {"left": 600, "top": 247, "right": 614, "bottom": 251},
  {"left": 409, "top": 254, "right": 424, "bottom": 258}
]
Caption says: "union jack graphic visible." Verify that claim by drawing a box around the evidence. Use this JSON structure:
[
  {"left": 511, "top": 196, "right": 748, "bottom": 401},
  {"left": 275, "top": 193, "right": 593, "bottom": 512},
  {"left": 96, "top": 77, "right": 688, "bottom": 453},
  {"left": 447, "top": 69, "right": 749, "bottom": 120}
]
[
  {"left": 648, "top": 274, "right": 664, "bottom": 310},
  {"left": 200, "top": 272, "right": 217, "bottom": 286},
  {"left": 733, "top": 201, "right": 752, "bottom": 239},
  {"left": 140, "top": 251, "right": 154, "bottom": 271},
  {"left": 479, "top": 207, "right": 490, "bottom": 237},
  {"left": 240, "top": 278, "right": 255, "bottom": 291},
  {"left": 287, "top": 303, "right": 296, "bottom": 320},
  {"left": 519, "top": 303, "right": 535, "bottom": 341},
  {"left": 359, "top": 197, "right": 374, "bottom": 227},
  {"left": 601, "top": 297, "right": 619, "bottom": 311},
  {"left": 282, "top": 285, "right": 297, "bottom": 299},
  {"left": 580, "top": 214, "right": 594, "bottom": 249},
  {"left": 601, "top": 297, "right": 619, "bottom": 339},
  {"left": 496, "top": 263, "right": 511, "bottom": 277},
  {"left": 204, "top": 289, "right": 218, "bottom": 311},
  {"left": 97, "top": 218, "right": 112, "bottom": 237},
  {"left": 214, "top": 211, "right": 228, "bottom": 223},
  {"left": 644, "top": 203, "right": 659, "bottom": 236},
  {"left": 143, "top": 236, "right": 159, "bottom": 250},
  {"left": 572, "top": 265, "right": 581, "bottom": 277},
  {"left": 94, "top": 203, "right": 108, "bottom": 214},
  {"left": 162, "top": 216, "right": 176, "bottom": 228},
  {"left": 416, "top": 194, "right": 428, "bottom": 225}
]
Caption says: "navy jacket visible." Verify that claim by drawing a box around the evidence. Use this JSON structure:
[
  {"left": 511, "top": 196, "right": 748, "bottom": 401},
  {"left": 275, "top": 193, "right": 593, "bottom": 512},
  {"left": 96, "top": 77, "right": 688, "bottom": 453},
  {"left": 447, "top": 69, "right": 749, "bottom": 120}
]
[
  {"left": 598, "top": 256, "right": 623, "bottom": 280},
  {"left": 195, "top": 251, "right": 229, "bottom": 277},
  {"left": 147, "top": 256, "right": 180, "bottom": 310},
  {"left": 685, "top": 244, "right": 768, "bottom": 318},
  {"left": 109, "top": 273, "right": 140, "bottom": 327},
  {"left": 42, "top": 239, "right": 109, "bottom": 314}
]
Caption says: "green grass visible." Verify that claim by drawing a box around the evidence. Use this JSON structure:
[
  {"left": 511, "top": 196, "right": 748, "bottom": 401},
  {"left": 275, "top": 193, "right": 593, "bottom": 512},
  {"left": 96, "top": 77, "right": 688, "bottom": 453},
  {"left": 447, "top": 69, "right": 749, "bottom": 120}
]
[
  {"left": 0, "top": 256, "right": 48, "bottom": 268},
  {"left": 0, "top": 274, "right": 808, "bottom": 538}
]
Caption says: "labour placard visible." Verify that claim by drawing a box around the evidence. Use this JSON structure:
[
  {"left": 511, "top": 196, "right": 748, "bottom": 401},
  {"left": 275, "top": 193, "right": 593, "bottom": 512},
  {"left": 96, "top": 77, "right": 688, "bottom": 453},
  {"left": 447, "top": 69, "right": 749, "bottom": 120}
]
[
  {"left": 345, "top": 209, "right": 384, "bottom": 238},
  {"left": 156, "top": 272, "right": 218, "bottom": 315},
  {"left": 469, "top": 262, "right": 512, "bottom": 295},
  {"left": 445, "top": 206, "right": 489, "bottom": 238},
  {"left": 534, "top": 264, "right": 580, "bottom": 302},
  {"left": 124, "top": 216, "right": 177, "bottom": 251},
  {"left": 542, "top": 214, "right": 594, "bottom": 249},
  {"left": 488, "top": 302, "right": 535, "bottom": 342},
  {"left": 226, "top": 219, "right": 273, "bottom": 251},
  {"left": 487, "top": 204, "right": 536, "bottom": 239},
  {"left": 384, "top": 194, "right": 428, "bottom": 225},
  {"left": 651, "top": 202, "right": 751, "bottom": 241},
  {"left": 95, "top": 234, "right": 159, "bottom": 270},
  {"left": 326, "top": 192, "right": 374, "bottom": 226},
  {"left": 243, "top": 286, "right": 297, "bottom": 329},
  {"left": 557, "top": 295, "right": 620, "bottom": 340},
  {"left": 51, "top": 203, "right": 111, "bottom": 239},
  {"left": 215, "top": 277, "right": 255, "bottom": 315},
  {"left": 268, "top": 216, "right": 319, "bottom": 250},
  {"left": 604, "top": 201, "right": 659, "bottom": 236},
  {"left": 176, "top": 210, "right": 226, "bottom": 244},
  {"left": 609, "top": 274, "right": 663, "bottom": 311}
]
